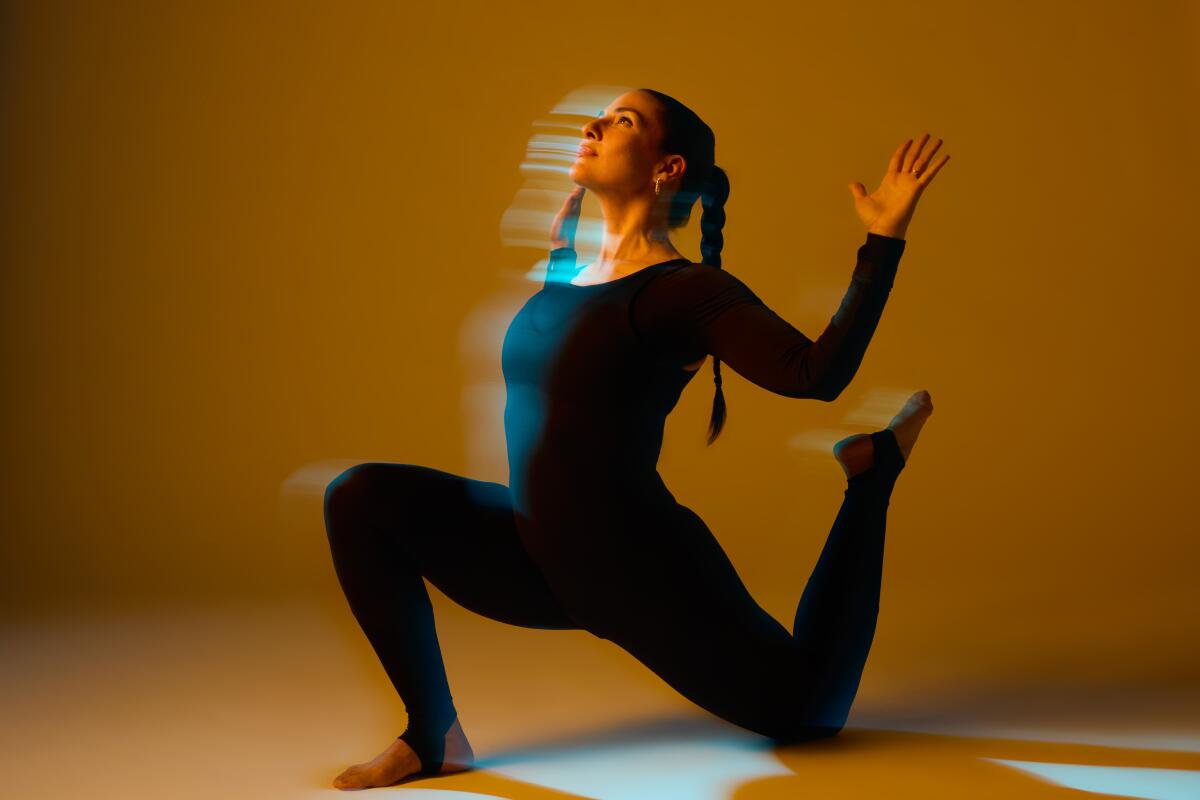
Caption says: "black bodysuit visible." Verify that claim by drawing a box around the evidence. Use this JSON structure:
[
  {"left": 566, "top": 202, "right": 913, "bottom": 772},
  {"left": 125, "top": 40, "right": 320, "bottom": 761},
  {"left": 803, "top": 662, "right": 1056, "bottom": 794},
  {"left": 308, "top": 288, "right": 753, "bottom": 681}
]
[{"left": 324, "top": 233, "right": 909, "bottom": 777}]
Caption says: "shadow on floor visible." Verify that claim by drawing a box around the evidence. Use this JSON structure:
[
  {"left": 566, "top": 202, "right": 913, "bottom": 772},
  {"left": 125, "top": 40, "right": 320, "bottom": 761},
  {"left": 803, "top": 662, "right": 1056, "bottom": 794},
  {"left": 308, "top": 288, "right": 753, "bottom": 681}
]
[{"left": 372, "top": 714, "right": 1198, "bottom": 799}]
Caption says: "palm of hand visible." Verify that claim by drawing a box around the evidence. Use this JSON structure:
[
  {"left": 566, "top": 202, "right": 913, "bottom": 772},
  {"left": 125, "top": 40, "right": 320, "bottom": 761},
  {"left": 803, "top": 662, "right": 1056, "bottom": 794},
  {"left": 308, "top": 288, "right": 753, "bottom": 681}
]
[{"left": 851, "top": 133, "right": 950, "bottom": 238}]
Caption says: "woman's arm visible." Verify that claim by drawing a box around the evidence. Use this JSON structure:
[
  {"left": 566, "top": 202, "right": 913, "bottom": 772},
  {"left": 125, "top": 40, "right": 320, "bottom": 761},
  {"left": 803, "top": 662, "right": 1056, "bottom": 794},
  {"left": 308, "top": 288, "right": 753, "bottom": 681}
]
[
  {"left": 630, "top": 232, "right": 906, "bottom": 400},
  {"left": 547, "top": 246, "right": 577, "bottom": 275},
  {"left": 545, "top": 186, "right": 584, "bottom": 283}
]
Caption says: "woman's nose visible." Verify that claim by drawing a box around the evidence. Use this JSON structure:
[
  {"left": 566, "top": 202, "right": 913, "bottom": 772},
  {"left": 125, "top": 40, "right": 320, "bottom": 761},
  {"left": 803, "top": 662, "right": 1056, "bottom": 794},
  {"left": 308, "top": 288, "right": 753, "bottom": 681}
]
[{"left": 581, "top": 118, "right": 601, "bottom": 139}]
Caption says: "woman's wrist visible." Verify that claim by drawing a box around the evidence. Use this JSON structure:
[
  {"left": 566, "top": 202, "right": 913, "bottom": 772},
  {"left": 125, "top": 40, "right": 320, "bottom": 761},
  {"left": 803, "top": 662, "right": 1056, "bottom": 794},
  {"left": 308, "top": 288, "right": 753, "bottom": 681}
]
[{"left": 867, "top": 223, "right": 907, "bottom": 239}]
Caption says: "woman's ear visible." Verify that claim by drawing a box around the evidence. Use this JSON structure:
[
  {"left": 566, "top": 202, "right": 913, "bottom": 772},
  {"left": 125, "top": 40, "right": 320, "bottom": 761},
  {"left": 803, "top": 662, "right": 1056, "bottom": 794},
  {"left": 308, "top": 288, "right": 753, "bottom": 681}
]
[{"left": 659, "top": 153, "right": 687, "bottom": 185}]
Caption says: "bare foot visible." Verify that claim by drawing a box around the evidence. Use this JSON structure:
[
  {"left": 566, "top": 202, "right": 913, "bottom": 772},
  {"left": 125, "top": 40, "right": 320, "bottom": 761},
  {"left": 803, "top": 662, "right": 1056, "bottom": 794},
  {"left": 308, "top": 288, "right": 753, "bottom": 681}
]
[
  {"left": 887, "top": 389, "right": 934, "bottom": 462},
  {"left": 332, "top": 717, "right": 475, "bottom": 790},
  {"left": 833, "top": 390, "right": 934, "bottom": 478}
]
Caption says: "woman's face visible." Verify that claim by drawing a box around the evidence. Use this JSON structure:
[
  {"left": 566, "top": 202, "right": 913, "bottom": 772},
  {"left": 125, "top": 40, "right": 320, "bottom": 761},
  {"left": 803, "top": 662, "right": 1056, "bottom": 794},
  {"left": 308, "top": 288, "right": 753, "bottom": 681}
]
[{"left": 570, "top": 90, "right": 673, "bottom": 197}]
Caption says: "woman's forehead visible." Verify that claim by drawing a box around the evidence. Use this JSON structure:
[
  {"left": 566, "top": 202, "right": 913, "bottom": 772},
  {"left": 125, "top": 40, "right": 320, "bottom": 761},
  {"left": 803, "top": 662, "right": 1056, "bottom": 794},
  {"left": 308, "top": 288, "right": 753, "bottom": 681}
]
[{"left": 603, "top": 91, "right": 655, "bottom": 115}]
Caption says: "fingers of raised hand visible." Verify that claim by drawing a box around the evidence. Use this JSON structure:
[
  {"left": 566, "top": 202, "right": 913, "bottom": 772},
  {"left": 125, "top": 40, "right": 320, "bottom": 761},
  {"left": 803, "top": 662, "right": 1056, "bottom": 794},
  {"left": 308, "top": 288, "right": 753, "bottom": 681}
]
[
  {"left": 887, "top": 139, "right": 913, "bottom": 174},
  {"left": 554, "top": 187, "right": 584, "bottom": 221},
  {"left": 907, "top": 134, "right": 938, "bottom": 170},
  {"left": 890, "top": 134, "right": 949, "bottom": 184},
  {"left": 899, "top": 133, "right": 929, "bottom": 173},
  {"left": 916, "top": 152, "right": 949, "bottom": 184}
]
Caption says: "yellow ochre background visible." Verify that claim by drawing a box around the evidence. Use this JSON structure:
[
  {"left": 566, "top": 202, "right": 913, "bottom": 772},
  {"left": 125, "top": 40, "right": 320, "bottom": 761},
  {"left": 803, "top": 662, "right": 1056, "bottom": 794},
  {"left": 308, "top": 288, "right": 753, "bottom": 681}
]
[{"left": 2, "top": 2, "right": 1199, "bottom": 796}]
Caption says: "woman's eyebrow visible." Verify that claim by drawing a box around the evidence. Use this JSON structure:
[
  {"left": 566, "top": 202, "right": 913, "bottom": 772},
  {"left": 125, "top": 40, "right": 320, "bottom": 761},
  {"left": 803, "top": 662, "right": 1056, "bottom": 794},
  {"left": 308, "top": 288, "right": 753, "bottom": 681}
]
[{"left": 596, "top": 107, "right": 645, "bottom": 122}]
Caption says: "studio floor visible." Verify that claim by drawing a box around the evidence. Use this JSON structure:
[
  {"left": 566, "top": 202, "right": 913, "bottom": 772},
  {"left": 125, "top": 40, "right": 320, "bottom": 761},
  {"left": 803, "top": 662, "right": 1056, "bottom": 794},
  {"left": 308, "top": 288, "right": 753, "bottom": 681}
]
[{"left": 3, "top": 598, "right": 1197, "bottom": 799}]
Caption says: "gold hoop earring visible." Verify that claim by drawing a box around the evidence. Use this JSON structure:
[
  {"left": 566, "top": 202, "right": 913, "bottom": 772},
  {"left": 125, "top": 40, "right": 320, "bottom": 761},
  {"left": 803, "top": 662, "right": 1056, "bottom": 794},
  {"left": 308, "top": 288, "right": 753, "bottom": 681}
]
[{"left": 654, "top": 177, "right": 662, "bottom": 196}]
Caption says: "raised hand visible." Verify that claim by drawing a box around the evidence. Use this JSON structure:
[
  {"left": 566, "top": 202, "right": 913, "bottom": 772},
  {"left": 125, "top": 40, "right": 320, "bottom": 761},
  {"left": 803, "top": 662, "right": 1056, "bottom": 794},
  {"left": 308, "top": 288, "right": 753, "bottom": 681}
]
[
  {"left": 550, "top": 186, "right": 585, "bottom": 250},
  {"left": 849, "top": 134, "right": 949, "bottom": 240}
]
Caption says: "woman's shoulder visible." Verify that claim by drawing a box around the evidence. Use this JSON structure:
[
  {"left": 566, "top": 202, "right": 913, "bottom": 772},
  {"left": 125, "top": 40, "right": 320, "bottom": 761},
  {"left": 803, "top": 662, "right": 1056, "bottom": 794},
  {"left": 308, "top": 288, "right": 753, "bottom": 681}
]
[
  {"left": 644, "top": 260, "right": 763, "bottom": 302},
  {"left": 633, "top": 260, "right": 766, "bottom": 329}
]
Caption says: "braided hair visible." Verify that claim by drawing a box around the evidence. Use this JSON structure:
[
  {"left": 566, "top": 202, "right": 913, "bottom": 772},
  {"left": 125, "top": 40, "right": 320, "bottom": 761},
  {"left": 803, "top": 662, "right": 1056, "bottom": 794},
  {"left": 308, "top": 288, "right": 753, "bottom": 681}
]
[{"left": 639, "top": 88, "right": 731, "bottom": 445}]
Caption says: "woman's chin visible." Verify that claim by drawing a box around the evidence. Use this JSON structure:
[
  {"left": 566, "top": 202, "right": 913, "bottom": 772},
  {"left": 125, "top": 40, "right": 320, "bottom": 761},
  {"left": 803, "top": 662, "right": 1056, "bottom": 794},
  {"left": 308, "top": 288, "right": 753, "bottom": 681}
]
[{"left": 569, "top": 160, "right": 601, "bottom": 184}]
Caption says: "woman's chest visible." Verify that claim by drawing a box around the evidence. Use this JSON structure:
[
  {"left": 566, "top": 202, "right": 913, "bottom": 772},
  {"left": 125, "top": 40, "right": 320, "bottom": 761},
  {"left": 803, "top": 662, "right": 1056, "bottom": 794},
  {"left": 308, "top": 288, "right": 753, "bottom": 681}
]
[{"left": 501, "top": 288, "right": 650, "bottom": 397}]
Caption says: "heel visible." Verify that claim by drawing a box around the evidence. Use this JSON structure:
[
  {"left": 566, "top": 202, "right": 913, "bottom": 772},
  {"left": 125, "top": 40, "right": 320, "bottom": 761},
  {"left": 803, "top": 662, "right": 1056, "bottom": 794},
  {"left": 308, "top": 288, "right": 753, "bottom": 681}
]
[
  {"left": 398, "top": 710, "right": 457, "bottom": 777},
  {"left": 846, "top": 428, "right": 905, "bottom": 489}
]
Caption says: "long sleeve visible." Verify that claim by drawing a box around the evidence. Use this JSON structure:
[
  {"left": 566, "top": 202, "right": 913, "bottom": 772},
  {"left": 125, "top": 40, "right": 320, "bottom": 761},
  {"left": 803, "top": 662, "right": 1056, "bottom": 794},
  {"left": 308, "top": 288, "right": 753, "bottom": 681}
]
[
  {"left": 630, "top": 232, "right": 906, "bottom": 400},
  {"left": 546, "top": 246, "right": 578, "bottom": 282}
]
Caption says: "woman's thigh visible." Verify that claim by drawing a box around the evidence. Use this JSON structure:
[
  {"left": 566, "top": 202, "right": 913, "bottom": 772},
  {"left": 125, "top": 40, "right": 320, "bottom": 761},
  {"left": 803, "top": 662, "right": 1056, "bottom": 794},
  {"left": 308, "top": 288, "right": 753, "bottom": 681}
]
[
  {"left": 324, "top": 462, "right": 579, "bottom": 631},
  {"left": 586, "top": 502, "right": 838, "bottom": 740}
]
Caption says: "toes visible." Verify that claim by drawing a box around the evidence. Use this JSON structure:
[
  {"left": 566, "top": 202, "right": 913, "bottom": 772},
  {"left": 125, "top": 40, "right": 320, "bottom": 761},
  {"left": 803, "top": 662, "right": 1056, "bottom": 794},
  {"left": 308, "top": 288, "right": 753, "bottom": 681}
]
[{"left": 333, "top": 766, "right": 373, "bottom": 790}]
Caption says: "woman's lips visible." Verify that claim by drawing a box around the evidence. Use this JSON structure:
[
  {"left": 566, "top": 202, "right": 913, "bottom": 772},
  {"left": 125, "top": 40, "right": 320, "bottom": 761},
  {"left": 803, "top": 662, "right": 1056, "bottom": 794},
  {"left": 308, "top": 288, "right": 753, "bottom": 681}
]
[{"left": 577, "top": 145, "right": 597, "bottom": 157}]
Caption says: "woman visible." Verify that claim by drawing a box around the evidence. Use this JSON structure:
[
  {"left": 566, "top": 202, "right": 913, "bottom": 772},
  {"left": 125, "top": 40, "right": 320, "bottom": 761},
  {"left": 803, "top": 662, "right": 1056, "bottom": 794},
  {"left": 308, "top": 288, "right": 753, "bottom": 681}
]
[{"left": 324, "top": 87, "right": 947, "bottom": 789}]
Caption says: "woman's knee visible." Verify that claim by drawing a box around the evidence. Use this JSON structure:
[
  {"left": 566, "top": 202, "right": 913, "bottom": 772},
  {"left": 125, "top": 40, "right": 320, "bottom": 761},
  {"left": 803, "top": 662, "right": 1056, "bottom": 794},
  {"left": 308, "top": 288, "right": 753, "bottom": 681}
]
[
  {"left": 749, "top": 681, "right": 846, "bottom": 741},
  {"left": 746, "top": 665, "right": 851, "bottom": 742},
  {"left": 323, "top": 462, "right": 448, "bottom": 548},
  {"left": 324, "top": 463, "right": 377, "bottom": 520},
  {"left": 323, "top": 462, "right": 414, "bottom": 542},
  {"left": 694, "top": 683, "right": 848, "bottom": 744},
  {"left": 769, "top": 722, "right": 845, "bottom": 744}
]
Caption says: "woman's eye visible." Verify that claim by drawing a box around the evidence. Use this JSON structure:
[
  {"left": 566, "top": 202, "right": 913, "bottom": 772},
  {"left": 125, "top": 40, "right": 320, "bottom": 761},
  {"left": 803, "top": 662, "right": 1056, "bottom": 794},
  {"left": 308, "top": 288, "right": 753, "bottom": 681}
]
[{"left": 618, "top": 116, "right": 632, "bottom": 126}]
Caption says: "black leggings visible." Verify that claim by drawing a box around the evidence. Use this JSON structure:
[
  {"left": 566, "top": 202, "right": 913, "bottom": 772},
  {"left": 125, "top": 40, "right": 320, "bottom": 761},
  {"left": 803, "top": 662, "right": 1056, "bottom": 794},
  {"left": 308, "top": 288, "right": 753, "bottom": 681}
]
[{"left": 323, "top": 428, "right": 906, "bottom": 775}]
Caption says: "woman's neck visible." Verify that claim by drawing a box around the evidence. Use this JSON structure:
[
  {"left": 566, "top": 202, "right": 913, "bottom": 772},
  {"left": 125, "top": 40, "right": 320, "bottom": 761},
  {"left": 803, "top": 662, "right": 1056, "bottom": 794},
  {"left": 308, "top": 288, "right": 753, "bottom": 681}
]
[{"left": 593, "top": 191, "right": 684, "bottom": 270}]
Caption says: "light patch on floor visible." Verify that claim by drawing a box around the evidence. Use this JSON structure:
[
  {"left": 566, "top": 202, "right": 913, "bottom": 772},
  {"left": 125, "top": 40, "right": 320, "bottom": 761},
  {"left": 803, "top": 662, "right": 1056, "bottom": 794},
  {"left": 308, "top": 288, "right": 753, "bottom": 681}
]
[{"left": 989, "top": 760, "right": 1200, "bottom": 800}]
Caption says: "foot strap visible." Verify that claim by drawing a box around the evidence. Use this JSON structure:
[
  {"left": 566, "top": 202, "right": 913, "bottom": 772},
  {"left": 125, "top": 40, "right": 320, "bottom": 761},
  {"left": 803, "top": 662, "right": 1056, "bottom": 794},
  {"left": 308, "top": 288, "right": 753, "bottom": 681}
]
[
  {"left": 846, "top": 428, "right": 906, "bottom": 491},
  {"left": 398, "top": 711, "right": 457, "bottom": 777}
]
